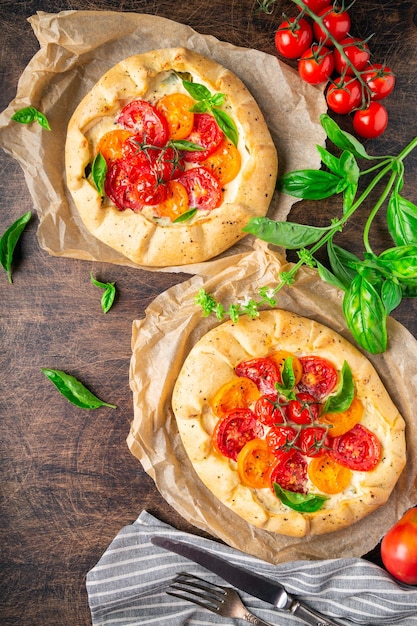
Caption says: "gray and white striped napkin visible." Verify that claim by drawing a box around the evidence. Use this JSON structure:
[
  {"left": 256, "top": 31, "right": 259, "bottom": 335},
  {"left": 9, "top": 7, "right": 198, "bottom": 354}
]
[{"left": 86, "top": 511, "right": 417, "bottom": 626}]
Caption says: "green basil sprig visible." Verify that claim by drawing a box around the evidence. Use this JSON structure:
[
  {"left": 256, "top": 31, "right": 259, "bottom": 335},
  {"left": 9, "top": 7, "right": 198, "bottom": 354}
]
[
  {"left": 11, "top": 106, "right": 51, "bottom": 130},
  {"left": 322, "top": 361, "right": 354, "bottom": 414},
  {"left": 90, "top": 272, "right": 116, "bottom": 313},
  {"left": 196, "top": 113, "right": 417, "bottom": 355},
  {"left": 0, "top": 211, "right": 31, "bottom": 283},
  {"left": 273, "top": 484, "right": 328, "bottom": 513},
  {"left": 182, "top": 80, "right": 238, "bottom": 146},
  {"left": 91, "top": 153, "right": 107, "bottom": 196},
  {"left": 41, "top": 368, "right": 117, "bottom": 409}
]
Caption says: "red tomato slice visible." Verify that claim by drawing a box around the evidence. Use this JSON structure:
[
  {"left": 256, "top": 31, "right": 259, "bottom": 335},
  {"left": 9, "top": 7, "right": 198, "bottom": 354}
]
[
  {"left": 254, "top": 394, "right": 287, "bottom": 426},
  {"left": 331, "top": 424, "right": 382, "bottom": 471},
  {"left": 287, "top": 392, "right": 320, "bottom": 425},
  {"left": 177, "top": 166, "right": 222, "bottom": 212},
  {"left": 235, "top": 357, "right": 280, "bottom": 396},
  {"left": 296, "top": 426, "right": 329, "bottom": 457},
  {"left": 104, "top": 157, "right": 167, "bottom": 211},
  {"left": 266, "top": 425, "right": 298, "bottom": 455},
  {"left": 212, "top": 409, "right": 264, "bottom": 461},
  {"left": 298, "top": 356, "right": 338, "bottom": 400},
  {"left": 183, "top": 113, "right": 224, "bottom": 162},
  {"left": 116, "top": 100, "right": 169, "bottom": 146},
  {"left": 237, "top": 439, "right": 276, "bottom": 489},
  {"left": 269, "top": 450, "right": 308, "bottom": 494}
]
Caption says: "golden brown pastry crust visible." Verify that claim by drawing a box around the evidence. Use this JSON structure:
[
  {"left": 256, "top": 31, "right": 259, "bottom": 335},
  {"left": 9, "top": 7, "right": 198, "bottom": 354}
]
[
  {"left": 65, "top": 47, "right": 278, "bottom": 266},
  {"left": 172, "top": 310, "right": 406, "bottom": 537}
]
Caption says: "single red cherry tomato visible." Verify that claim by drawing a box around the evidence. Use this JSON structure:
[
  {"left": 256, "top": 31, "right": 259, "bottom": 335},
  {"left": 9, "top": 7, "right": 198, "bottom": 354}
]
[
  {"left": 313, "top": 6, "right": 351, "bottom": 46},
  {"left": 333, "top": 37, "right": 371, "bottom": 74},
  {"left": 331, "top": 423, "right": 381, "bottom": 471},
  {"left": 235, "top": 357, "right": 280, "bottom": 396},
  {"left": 297, "top": 0, "right": 331, "bottom": 13},
  {"left": 298, "top": 45, "right": 334, "bottom": 85},
  {"left": 269, "top": 450, "right": 308, "bottom": 494},
  {"left": 275, "top": 17, "right": 313, "bottom": 60},
  {"left": 104, "top": 157, "right": 167, "bottom": 211},
  {"left": 287, "top": 392, "right": 320, "bottom": 425},
  {"left": 116, "top": 100, "right": 169, "bottom": 146},
  {"left": 326, "top": 76, "right": 363, "bottom": 114},
  {"left": 184, "top": 113, "right": 224, "bottom": 162},
  {"left": 266, "top": 425, "right": 298, "bottom": 455},
  {"left": 254, "top": 394, "right": 287, "bottom": 426},
  {"left": 177, "top": 166, "right": 222, "bottom": 212},
  {"left": 296, "top": 426, "right": 329, "bottom": 457},
  {"left": 212, "top": 409, "right": 264, "bottom": 461},
  {"left": 353, "top": 102, "right": 388, "bottom": 139},
  {"left": 381, "top": 507, "right": 417, "bottom": 585},
  {"left": 362, "top": 64, "right": 396, "bottom": 101},
  {"left": 298, "top": 356, "right": 338, "bottom": 400}
]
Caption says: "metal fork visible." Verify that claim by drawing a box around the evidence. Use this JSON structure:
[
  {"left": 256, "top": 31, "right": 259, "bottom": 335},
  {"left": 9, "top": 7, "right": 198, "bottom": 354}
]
[{"left": 167, "top": 572, "right": 277, "bottom": 625}]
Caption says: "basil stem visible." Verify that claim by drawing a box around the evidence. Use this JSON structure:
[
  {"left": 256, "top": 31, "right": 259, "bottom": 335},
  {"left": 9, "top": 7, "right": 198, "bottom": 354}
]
[
  {"left": 90, "top": 272, "right": 116, "bottom": 313},
  {"left": 0, "top": 211, "right": 31, "bottom": 283},
  {"left": 41, "top": 368, "right": 117, "bottom": 409},
  {"left": 11, "top": 106, "right": 51, "bottom": 130}
]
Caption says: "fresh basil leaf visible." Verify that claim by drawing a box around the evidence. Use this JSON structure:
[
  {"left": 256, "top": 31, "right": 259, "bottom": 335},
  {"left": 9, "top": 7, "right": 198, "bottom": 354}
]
[
  {"left": 381, "top": 278, "right": 403, "bottom": 314},
  {"left": 173, "top": 70, "right": 193, "bottom": 83},
  {"left": 327, "top": 241, "right": 360, "bottom": 289},
  {"left": 211, "top": 92, "right": 225, "bottom": 107},
  {"left": 377, "top": 245, "right": 417, "bottom": 280},
  {"left": 182, "top": 79, "right": 212, "bottom": 102},
  {"left": 189, "top": 101, "right": 209, "bottom": 113},
  {"left": 275, "top": 357, "right": 296, "bottom": 397},
  {"left": 316, "top": 260, "right": 347, "bottom": 291},
  {"left": 343, "top": 274, "right": 387, "bottom": 354},
  {"left": 340, "top": 151, "right": 360, "bottom": 185},
  {"left": 273, "top": 484, "right": 328, "bottom": 512},
  {"left": 41, "top": 368, "right": 117, "bottom": 409},
  {"left": 173, "top": 208, "right": 198, "bottom": 223},
  {"left": 316, "top": 145, "right": 341, "bottom": 175},
  {"left": 343, "top": 182, "right": 358, "bottom": 213},
  {"left": 90, "top": 272, "right": 116, "bottom": 313},
  {"left": 0, "top": 211, "right": 31, "bottom": 283},
  {"left": 387, "top": 192, "right": 417, "bottom": 246},
  {"left": 211, "top": 108, "right": 239, "bottom": 146},
  {"left": 171, "top": 140, "right": 204, "bottom": 152},
  {"left": 91, "top": 153, "right": 107, "bottom": 196},
  {"left": 320, "top": 114, "right": 373, "bottom": 161},
  {"left": 323, "top": 361, "right": 354, "bottom": 414},
  {"left": 12, "top": 106, "right": 51, "bottom": 130},
  {"left": 244, "top": 217, "right": 328, "bottom": 249},
  {"left": 278, "top": 169, "right": 345, "bottom": 200}
]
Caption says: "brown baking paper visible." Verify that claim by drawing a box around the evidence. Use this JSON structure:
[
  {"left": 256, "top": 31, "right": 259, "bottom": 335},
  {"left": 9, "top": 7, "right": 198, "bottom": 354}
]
[
  {"left": 128, "top": 241, "right": 417, "bottom": 564},
  {"left": 0, "top": 9, "right": 327, "bottom": 275}
]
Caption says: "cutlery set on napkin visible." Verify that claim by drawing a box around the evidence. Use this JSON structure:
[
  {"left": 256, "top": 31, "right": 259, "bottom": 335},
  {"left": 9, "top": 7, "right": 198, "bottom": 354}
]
[{"left": 86, "top": 511, "right": 417, "bottom": 625}]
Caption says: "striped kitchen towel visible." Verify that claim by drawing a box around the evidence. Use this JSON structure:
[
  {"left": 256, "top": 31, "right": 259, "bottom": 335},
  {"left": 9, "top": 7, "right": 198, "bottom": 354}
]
[{"left": 86, "top": 511, "right": 417, "bottom": 626}]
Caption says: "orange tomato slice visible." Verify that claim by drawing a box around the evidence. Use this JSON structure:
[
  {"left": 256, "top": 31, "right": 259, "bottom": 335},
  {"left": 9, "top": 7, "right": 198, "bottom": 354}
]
[
  {"left": 211, "top": 377, "right": 260, "bottom": 419},
  {"left": 237, "top": 439, "right": 277, "bottom": 489},
  {"left": 156, "top": 93, "right": 195, "bottom": 140},
  {"left": 200, "top": 139, "right": 241, "bottom": 185},
  {"left": 268, "top": 350, "right": 303, "bottom": 385},
  {"left": 308, "top": 452, "right": 352, "bottom": 494},
  {"left": 152, "top": 180, "right": 190, "bottom": 221},
  {"left": 319, "top": 396, "right": 364, "bottom": 438},
  {"left": 96, "top": 129, "right": 134, "bottom": 162}
]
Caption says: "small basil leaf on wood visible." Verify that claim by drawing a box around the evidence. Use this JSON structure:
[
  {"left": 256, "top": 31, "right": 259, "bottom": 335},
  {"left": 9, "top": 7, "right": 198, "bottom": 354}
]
[
  {"left": 327, "top": 241, "right": 360, "bottom": 289},
  {"left": 377, "top": 245, "right": 417, "bottom": 280},
  {"left": 387, "top": 193, "right": 417, "bottom": 246},
  {"left": 244, "top": 217, "right": 328, "bottom": 249},
  {"left": 41, "top": 368, "right": 117, "bottom": 409},
  {"left": 323, "top": 361, "right": 354, "bottom": 414},
  {"left": 90, "top": 272, "right": 116, "bottom": 313},
  {"left": 0, "top": 211, "right": 31, "bottom": 283},
  {"left": 316, "top": 145, "right": 341, "bottom": 174},
  {"left": 91, "top": 153, "right": 107, "bottom": 196},
  {"left": 381, "top": 278, "right": 403, "bottom": 314},
  {"left": 12, "top": 106, "right": 51, "bottom": 130},
  {"left": 277, "top": 169, "right": 345, "bottom": 200},
  {"left": 273, "top": 484, "right": 328, "bottom": 512},
  {"left": 320, "top": 114, "right": 373, "bottom": 161},
  {"left": 343, "top": 274, "right": 387, "bottom": 354}
]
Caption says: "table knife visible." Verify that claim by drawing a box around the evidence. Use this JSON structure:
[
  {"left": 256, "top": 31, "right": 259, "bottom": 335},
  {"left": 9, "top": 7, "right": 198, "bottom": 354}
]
[{"left": 151, "top": 535, "right": 345, "bottom": 626}]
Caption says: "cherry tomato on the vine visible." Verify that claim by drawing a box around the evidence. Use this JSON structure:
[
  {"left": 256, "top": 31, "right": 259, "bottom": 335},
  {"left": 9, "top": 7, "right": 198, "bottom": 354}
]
[
  {"left": 275, "top": 17, "right": 313, "bottom": 60},
  {"left": 353, "top": 102, "right": 388, "bottom": 139},
  {"left": 297, "top": 0, "right": 331, "bottom": 13},
  {"left": 362, "top": 64, "right": 396, "bottom": 101},
  {"left": 381, "top": 507, "right": 417, "bottom": 585},
  {"left": 326, "top": 76, "right": 363, "bottom": 115},
  {"left": 313, "top": 5, "right": 351, "bottom": 46},
  {"left": 333, "top": 37, "right": 371, "bottom": 74},
  {"left": 298, "top": 45, "right": 334, "bottom": 85}
]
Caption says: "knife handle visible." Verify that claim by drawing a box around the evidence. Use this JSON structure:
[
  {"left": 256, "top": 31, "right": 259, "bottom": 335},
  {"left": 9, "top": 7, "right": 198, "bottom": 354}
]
[{"left": 290, "top": 600, "right": 344, "bottom": 626}]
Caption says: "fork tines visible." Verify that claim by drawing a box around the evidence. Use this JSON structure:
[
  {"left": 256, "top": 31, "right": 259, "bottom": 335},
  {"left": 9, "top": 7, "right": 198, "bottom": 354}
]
[{"left": 168, "top": 572, "right": 226, "bottom": 611}]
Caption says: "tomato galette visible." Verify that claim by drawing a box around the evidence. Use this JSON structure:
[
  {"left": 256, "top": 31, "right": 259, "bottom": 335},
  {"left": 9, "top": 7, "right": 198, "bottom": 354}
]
[
  {"left": 65, "top": 47, "right": 277, "bottom": 266},
  {"left": 172, "top": 310, "right": 406, "bottom": 537}
]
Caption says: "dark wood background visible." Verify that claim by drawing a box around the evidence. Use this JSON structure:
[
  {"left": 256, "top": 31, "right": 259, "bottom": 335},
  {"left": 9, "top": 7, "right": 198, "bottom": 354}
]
[{"left": 1, "top": 1, "right": 417, "bottom": 624}]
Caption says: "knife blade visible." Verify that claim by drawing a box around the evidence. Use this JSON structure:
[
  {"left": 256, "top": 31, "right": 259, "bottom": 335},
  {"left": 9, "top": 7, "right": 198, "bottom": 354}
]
[{"left": 151, "top": 535, "right": 345, "bottom": 626}]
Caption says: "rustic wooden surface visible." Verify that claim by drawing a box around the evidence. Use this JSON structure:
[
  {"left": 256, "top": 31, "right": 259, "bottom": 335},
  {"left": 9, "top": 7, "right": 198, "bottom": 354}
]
[{"left": 1, "top": 1, "right": 417, "bottom": 624}]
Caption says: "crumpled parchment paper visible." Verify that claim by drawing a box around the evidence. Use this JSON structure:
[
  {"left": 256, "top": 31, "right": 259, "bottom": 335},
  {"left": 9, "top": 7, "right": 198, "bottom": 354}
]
[
  {"left": 128, "top": 241, "right": 417, "bottom": 564},
  {"left": 0, "top": 9, "right": 327, "bottom": 274}
]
